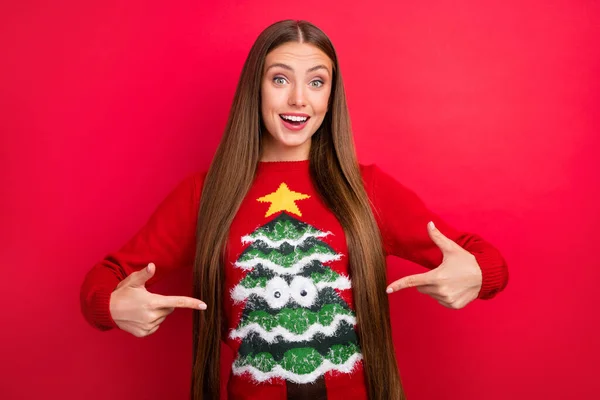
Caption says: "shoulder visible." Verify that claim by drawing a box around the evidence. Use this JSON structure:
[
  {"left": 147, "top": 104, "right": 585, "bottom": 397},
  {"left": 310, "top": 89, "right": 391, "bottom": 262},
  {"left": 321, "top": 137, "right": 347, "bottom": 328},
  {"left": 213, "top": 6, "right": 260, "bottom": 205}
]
[
  {"left": 358, "top": 162, "right": 395, "bottom": 189},
  {"left": 178, "top": 169, "right": 208, "bottom": 188},
  {"left": 358, "top": 162, "right": 386, "bottom": 202},
  {"left": 168, "top": 170, "right": 209, "bottom": 206},
  {"left": 358, "top": 162, "right": 376, "bottom": 184},
  {"left": 358, "top": 162, "right": 416, "bottom": 202},
  {"left": 191, "top": 170, "right": 209, "bottom": 199}
]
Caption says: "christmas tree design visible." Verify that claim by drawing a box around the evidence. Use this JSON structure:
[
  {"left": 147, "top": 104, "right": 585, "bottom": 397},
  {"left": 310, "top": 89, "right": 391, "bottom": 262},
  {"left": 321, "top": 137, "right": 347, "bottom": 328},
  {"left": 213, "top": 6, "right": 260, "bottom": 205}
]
[{"left": 229, "top": 182, "right": 362, "bottom": 385}]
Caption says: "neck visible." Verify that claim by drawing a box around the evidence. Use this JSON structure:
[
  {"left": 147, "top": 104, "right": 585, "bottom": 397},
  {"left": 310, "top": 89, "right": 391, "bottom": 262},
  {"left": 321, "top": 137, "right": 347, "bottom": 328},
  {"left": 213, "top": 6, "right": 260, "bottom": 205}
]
[
  {"left": 259, "top": 137, "right": 310, "bottom": 162},
  {"left": 259, "top": 155, "right": 309, "bottom": 162}
]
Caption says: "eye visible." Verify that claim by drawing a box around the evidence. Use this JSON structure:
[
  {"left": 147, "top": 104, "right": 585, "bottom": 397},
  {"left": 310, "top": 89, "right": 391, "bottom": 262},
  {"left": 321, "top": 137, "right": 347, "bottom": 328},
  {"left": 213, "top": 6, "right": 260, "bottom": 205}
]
[
  {"left": 310, "top": 80, "right": 324, "bottom": 88},
  {"left": 290, "top": 276, "right": 318, "bottom": 307},
  {"left": 264, "top": 277, "right": 290, "bottom": 309},
  {"left": 273, "top": 76, "right": 287, "bottom": 85}
]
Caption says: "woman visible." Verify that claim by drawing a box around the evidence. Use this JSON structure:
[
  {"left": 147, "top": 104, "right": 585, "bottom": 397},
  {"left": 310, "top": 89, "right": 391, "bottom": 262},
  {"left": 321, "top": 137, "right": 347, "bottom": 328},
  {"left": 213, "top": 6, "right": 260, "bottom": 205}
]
[{"left": 80, "top": 20, "right": 508, "bottom": 400}]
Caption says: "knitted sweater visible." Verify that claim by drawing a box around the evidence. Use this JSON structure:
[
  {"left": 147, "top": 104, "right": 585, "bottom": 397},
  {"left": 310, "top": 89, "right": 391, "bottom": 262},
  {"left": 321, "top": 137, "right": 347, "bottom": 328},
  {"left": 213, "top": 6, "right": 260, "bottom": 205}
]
[{"left": 80, "top": 160, "right": 508, "bottom": 399}]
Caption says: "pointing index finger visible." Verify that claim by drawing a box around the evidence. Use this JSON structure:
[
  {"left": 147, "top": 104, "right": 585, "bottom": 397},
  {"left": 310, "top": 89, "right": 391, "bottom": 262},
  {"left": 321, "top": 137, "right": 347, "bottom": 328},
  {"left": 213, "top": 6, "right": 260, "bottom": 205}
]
[
  {"left": 154, "top": 294, "right": 207, "bottom": 310},
  {"left": 386, "top": 272, "right": 433, "bottom": 294}
]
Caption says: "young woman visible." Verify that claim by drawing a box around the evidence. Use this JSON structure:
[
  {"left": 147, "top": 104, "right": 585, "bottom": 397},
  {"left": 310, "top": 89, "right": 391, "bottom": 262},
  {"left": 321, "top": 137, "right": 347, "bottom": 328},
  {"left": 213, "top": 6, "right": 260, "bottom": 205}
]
[{"left": 80, "top": 20, "right": 508, "bottom": 400}]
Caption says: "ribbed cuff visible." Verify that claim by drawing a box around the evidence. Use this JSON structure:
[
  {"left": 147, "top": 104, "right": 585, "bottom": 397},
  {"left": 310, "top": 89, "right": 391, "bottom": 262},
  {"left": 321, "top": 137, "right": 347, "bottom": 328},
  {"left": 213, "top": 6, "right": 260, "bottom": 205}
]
[
  {"left": 87, "top": 289, "right": 119, "bottom": 331},
  {"left": 473, "top": 249, "right": 508, "bottom": 300}
]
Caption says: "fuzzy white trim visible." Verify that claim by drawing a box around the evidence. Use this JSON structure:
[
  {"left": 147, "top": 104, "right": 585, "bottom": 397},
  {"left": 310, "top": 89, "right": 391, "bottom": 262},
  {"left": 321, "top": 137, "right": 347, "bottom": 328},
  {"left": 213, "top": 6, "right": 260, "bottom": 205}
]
[
  {"left": 234, "top": 253, "right": 342, "bottom": 275},
  {"left": 231, "top": 276, "right": 351, "bottom": 303},
  {"left": 315, "top": 276, "right": 351, "bottom": 291},
  {"left": 241, "top": 230, "right": 331, "bottom": 247},
  {"left": 232, "top": 353, "right": 362, "bottom": 384},
  {"left": 229, "top": 313, "right": 356, "bottom": 342}
]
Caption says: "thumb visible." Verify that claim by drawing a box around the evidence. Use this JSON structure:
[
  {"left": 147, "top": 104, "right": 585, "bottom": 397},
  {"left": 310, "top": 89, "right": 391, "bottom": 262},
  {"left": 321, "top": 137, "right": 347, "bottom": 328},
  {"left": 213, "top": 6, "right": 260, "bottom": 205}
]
[
  {"left": 128, "top": 262, "right": 156, "bottom": 288},
  {"left": 427, "top": 221, "right": 455, "bottom": 254}
]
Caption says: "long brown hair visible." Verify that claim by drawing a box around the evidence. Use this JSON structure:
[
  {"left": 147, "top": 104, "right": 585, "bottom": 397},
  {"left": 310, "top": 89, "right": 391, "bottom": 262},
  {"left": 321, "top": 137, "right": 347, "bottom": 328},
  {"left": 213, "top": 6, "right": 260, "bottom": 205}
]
[{"left": 191, "top": 20, "right": 405, "bottom": 400}]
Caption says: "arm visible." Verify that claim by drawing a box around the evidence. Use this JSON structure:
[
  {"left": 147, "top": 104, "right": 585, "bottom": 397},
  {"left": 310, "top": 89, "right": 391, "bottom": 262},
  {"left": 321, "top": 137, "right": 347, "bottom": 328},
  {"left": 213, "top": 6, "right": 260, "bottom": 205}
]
[
  {"left": 363, "top": 164, "right": 508, "bottom": 300},
  {"left": 79, "top": 172, "right": 205, "bottom": 331}
]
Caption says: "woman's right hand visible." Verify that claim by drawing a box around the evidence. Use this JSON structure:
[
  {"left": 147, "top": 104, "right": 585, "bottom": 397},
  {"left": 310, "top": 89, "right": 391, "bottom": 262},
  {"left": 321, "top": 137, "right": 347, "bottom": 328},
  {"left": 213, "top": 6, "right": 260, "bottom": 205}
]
[{"left": 109, "top": 262, "right": 206, "bottom": 337}]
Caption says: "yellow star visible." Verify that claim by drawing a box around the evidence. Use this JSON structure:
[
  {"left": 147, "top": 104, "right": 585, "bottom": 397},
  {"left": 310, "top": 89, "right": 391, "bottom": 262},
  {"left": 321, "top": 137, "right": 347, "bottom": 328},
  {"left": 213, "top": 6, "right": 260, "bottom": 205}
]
[{"left": 257, "top": 183, "right": 311, "bottom": 217}]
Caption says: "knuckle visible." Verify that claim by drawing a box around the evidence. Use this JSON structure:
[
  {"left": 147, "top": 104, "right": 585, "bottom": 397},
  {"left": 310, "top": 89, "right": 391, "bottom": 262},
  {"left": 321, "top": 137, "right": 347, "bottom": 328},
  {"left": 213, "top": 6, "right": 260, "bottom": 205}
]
[
  {"left": 443, "top": 292, "right": 455, "bottom": 302},
  {"left": 435, "top": 271, "right": 447, "bottom": 281},
  {"left": 146, "top": 311, "right": 160, "bottom": 322},
  {"left": 147, "top": 299, "right": 161, "bottom": 309}
]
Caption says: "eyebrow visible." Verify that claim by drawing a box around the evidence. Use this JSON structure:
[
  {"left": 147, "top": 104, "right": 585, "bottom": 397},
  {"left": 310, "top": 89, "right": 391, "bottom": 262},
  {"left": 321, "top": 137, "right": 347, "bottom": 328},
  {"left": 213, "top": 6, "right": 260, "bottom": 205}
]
[{"left": 265, "top": 63, "right": 331, "bottom": 77}]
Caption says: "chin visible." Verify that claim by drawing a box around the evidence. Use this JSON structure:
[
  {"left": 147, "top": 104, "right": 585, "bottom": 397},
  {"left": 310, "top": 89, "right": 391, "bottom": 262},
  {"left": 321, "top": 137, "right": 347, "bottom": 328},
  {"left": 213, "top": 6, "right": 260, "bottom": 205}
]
[{"left": 278, "top": 132, "right": 312, "bottom": 147}]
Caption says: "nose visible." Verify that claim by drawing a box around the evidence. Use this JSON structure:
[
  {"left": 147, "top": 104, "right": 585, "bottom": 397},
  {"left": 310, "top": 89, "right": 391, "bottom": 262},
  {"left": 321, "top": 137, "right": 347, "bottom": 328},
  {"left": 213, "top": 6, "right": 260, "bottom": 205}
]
[{"left": 288, "top": 84, "right": 306, "bottom": 107}]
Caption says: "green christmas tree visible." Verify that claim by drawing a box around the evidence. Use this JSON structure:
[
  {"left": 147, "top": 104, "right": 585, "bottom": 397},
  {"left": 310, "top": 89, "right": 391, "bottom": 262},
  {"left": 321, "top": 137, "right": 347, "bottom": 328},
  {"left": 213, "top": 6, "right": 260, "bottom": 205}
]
[{"left": 229, "top": 203, "right": 363, "bottom": 385}]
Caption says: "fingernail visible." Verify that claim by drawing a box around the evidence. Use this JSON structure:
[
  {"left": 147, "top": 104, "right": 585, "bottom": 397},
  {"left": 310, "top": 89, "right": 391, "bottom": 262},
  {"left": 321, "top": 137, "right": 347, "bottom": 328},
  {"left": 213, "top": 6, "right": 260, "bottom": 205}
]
[
  {"left": 146, "top": 264, "right": 151, "bottom": 273},
  {"left": 386, "top": 288, "right": 393, "bottom": 294},
  {"left": 198, "top": 303, "right": 207, "bottom": 310},
  {"left": 428, "top": 221, "right": 435, "bottom": 230}
]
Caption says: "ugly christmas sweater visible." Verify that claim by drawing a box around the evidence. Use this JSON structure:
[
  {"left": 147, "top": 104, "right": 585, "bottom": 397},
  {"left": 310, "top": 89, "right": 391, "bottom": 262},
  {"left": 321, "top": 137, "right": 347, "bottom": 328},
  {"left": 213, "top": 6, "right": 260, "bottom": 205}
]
[{"left": 80, "top": 160, "right": 508, "bottom": 400}]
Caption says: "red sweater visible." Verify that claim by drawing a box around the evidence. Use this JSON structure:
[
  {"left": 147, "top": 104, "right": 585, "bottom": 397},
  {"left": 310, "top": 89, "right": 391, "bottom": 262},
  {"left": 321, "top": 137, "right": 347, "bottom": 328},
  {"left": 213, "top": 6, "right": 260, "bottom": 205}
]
[{"left": 80, "top": 160, "right": 508, "bottom": 399}]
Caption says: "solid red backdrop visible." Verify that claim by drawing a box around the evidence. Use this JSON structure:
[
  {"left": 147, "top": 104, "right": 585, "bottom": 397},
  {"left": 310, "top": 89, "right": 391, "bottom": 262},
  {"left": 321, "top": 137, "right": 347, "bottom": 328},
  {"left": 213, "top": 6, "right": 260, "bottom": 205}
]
[{"left": 1, "top": 0, "right": 598, "bottom": 399}]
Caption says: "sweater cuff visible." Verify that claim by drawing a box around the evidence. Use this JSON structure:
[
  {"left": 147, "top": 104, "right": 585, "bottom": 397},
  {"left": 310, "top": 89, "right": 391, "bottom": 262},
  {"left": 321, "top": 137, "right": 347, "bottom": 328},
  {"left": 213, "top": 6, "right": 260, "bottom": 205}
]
[
  {"left": 87, "top": 288, "right": 119, "bottom": 331},
  {"left": 473, "top": 250, "right": 508, "bottom": 300}
]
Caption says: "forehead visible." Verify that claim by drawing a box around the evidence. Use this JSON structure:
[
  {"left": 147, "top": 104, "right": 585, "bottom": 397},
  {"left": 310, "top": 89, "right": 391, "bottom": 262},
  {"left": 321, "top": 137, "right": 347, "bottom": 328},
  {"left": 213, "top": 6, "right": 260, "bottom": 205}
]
[{"left": 264, "top": 42, "right": 332, "bottom": 71}]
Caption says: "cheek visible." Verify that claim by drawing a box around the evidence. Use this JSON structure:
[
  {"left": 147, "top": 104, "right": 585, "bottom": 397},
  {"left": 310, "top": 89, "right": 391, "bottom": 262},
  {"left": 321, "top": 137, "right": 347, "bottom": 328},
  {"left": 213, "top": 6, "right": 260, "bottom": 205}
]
[
  {"left": 313, "top": 90, "right": 331, "bottom": 116},
  {"left": 261, "top": 87, "right": 286, "bottom": 115}
]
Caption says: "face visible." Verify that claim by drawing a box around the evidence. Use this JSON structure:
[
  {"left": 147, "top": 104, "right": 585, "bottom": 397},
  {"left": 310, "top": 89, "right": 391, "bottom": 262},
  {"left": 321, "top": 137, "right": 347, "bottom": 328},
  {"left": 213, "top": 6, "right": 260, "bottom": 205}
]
[{"left": 260, "top": 42, "right": 333, "bottom": 161}]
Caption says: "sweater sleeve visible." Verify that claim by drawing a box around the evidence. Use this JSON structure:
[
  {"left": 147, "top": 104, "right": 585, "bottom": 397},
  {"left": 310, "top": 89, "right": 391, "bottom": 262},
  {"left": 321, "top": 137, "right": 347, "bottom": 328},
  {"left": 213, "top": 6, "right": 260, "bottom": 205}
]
[
  {"left": 79, "top": 172, "right": 205, "bottom": 331},
  {"left": 364, "top": 164, "right": 508, "bottom": 300}
]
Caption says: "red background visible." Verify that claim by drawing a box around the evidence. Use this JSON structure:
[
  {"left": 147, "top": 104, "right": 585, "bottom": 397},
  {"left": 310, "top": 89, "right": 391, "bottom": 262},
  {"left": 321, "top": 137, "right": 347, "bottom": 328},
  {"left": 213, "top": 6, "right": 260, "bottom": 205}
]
[{"left": 1, "top": 1, "right": 598, "bottom": 399}]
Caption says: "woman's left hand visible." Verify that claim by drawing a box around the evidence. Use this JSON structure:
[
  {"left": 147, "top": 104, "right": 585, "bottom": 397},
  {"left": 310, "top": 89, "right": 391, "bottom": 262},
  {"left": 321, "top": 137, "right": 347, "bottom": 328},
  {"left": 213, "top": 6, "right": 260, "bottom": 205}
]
[{"left": 386, "top": 221, "right": 483, "bottom": 309}]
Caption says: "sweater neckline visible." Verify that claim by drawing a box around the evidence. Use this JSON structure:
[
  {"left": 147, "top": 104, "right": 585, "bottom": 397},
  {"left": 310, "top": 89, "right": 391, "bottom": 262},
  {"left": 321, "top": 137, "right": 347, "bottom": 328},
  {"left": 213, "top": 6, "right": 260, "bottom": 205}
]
[{"left": 257, "top": 159, "right": 309, "bottom": 173}]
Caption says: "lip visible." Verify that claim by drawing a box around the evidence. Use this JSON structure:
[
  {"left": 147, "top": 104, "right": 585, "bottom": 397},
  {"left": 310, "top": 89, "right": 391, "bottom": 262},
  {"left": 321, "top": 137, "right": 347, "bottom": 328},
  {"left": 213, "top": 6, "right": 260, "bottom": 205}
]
[
  {"left": 279, "top": 113, "right": 310, "bottom": 117},
  {"left": 279, "top": 114, "right": 310, "bottom": 131}
]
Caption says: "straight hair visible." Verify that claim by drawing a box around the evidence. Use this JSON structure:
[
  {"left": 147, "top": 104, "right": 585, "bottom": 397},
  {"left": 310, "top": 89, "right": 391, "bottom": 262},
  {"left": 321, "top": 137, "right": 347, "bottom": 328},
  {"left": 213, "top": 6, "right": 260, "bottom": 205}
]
[{"left": 191, "top": 19, "right": 405, "bottom": 400}]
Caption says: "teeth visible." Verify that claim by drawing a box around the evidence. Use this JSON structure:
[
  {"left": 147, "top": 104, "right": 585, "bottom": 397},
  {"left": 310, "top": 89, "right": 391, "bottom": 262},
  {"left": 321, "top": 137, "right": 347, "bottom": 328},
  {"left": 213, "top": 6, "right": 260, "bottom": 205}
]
[{"left": 281, "top": 115, "right": 308, "bottom": 122}]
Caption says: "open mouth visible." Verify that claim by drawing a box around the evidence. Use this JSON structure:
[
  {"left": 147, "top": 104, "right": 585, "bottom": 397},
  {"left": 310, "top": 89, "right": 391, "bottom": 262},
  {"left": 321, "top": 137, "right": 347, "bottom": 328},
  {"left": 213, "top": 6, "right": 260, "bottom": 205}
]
[{"left": 279, "top": 114, "right": 310, "bottom": 126}]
